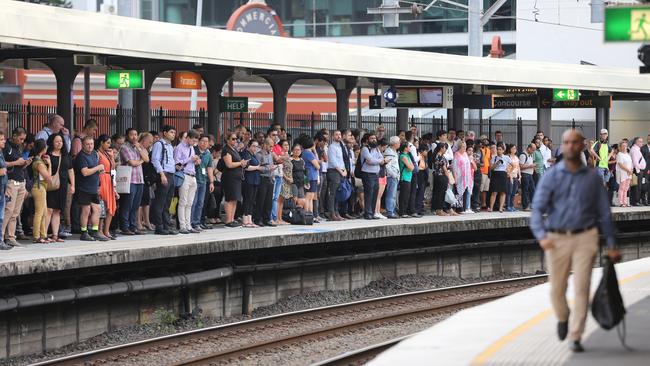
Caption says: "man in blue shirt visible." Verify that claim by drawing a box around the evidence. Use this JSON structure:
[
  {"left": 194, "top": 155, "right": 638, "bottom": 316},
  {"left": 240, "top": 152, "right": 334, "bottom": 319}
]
[
  {"left": 531, "top": 129, "right": 621, "bottom": 353},
  {"left": 360, "top": 133, "right": 387, "bottom": 220},
  {"left": 150, "top": 125, "right": 177, "bottom": 235},
  {"left": 325, "top": 130, "right": 346, "bottom": 221}
]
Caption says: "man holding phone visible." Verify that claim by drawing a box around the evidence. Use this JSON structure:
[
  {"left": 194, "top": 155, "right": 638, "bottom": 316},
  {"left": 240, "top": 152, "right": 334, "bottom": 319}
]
[{"left": 3, "top": 127, "right": 30, "bottom": 247}]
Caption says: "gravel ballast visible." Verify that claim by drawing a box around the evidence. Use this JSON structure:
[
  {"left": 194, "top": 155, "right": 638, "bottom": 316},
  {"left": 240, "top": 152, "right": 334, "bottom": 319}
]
[{"left": 0, "top": 273, "right": 535, "bottom": 366}]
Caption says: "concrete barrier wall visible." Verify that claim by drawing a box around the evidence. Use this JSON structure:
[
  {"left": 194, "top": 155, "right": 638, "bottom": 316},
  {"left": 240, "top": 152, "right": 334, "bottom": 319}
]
[{"left": 1, "top": 240, "right": 648, "bottom": 359}]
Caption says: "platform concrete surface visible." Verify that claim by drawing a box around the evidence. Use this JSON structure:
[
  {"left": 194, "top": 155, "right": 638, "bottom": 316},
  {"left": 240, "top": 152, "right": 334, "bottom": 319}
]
[
  {"left": 368, "top": 256, "right": 650, "bottom": 366},
  {"left": 0, "top": 207, "right": 647, "bottom": 278}
]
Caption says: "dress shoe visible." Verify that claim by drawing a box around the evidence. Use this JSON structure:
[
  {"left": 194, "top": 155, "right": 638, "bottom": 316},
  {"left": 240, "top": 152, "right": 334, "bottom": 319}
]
[
  {"left": 343, "top": 214, "right": 356, "bottom": 220},
  {"left": 386, "top": 214, "right": 399, "bottom": 219},
  {"left": 265, "top": 221, "right": 277, "bottom": 227},
  {"left": 155, "top": 229, "right": 170, "bottom": 235},
  {"left": 557, "top": 321, "right": 568, "bottom": 341},
  {"left": 121, "top": 230, "right": 135, "bottom": 235},
  {"left": 331, "top": 215, "right": 344, "bottom": 221},
  {"left": 569, "top": 340, "right": 584, "bottom": 353},
  {"left": 200, "top": 224, "right": 213, "bottom": 230},
  {"left": 179, "top": 229, "right": 191, "bottom": 234}
]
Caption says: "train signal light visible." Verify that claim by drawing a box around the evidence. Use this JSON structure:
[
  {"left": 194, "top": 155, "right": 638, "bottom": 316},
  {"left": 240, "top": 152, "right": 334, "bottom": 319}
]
[{"left": 383, "top": 87, "right": 398, "bottom": 106}]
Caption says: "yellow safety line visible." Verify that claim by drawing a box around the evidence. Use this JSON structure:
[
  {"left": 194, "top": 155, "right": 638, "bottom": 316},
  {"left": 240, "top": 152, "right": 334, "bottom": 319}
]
[{"left": 471, "top": 270, "right": 650, "bottom": 365}]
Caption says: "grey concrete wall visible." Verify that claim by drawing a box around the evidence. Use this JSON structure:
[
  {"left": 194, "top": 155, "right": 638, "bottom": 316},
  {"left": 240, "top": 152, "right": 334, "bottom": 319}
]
[{"left": 2, "top": 239, "right": 650, "bottom": 360}]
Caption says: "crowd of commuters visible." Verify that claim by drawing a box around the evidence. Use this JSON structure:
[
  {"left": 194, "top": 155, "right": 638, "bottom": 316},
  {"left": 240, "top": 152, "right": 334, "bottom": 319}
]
[{"left": 0, "top": 115, "right": 644, "bottom": 250}]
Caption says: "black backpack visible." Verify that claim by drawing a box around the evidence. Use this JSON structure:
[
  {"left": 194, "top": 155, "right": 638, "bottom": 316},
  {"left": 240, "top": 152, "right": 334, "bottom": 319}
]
[
  {"left": 354, "top": 148, "right": 364, "bottom": 178},
  {"left": 290, "top": 208, "right": 314, "bottom": 225}
]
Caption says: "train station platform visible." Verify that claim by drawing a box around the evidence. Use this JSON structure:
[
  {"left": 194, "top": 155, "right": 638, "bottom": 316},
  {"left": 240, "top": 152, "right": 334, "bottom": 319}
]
[
  {"left": 1, "top": 207, "right": 648, "bottom": 279},
  {"left": 369, "top": 256, "right": 650, "bottom": 366}
]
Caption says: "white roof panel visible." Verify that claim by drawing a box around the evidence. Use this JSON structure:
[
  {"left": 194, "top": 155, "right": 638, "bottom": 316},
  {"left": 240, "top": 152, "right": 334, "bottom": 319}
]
[{"left": 1, "top": 1, "right": 649, "bottom": 94}]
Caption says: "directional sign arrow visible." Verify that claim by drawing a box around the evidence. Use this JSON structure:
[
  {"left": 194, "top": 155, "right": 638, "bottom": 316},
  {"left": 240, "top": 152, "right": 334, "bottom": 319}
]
[{"left": 556, "top": 90, "right": 565, "bottom": 99}]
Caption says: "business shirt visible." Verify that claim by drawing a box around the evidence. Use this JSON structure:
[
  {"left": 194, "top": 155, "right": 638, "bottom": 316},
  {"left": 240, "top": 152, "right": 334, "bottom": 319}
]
[
  {"left": 530, "top": 161, "right": 615, "bottom": 248},
  {"left": 327, "top": 141, "right": 345, "bottom": 170},
  {"left": 119, "top": 142, "right": 144, "bottom": 184},
  {"left": 256, "top": 150, "right": 274, "bottom": 178},
  {"left": 360, "top": 146, "right": 383, "bottom": 174},
  {"left": 151, "top": 139, "right": 175, "bottom": 174},
  {"left": 539, "top": 144, "right": 552, "bottom": 169},
  {"left": 174, "top": 142, "right": 197, "bottom": 175},
  {"left": 630, "top": 145, "right": 646, "bottom": 173}
]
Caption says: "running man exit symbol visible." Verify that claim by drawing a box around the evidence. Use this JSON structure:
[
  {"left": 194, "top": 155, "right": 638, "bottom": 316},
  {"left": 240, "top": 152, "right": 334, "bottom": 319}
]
[
  {"left": 631, "top": 10, "right": 650, "bottom": 40},
  {"left": 119, "top": 73, "right": 130, "bottom": 88}
]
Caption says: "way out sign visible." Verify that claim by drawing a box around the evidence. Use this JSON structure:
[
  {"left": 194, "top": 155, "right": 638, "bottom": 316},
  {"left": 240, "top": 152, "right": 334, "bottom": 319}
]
[
  {"left": 605, "top": 6, "right": 650, "bottom": 41},
  {"left": 553, "top": 89, "right": 579, "bottom": 101}
]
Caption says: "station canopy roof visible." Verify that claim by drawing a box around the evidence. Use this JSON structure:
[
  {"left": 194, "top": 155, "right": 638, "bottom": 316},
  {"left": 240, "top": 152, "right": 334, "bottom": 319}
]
[{"left": 1, "top": 0, "right": 650, "bottom": 95}]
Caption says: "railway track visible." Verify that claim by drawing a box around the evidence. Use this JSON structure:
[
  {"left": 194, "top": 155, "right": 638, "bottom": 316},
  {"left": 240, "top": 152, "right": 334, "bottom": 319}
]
[{"left": 33, "top": 275, "right": 547, "bottom": 366}]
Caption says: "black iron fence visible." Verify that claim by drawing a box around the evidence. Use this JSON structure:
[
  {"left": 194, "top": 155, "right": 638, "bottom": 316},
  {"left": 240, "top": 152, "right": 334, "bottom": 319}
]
[{"left": 0, "top": 104, "right": 597, "bottom": 148}]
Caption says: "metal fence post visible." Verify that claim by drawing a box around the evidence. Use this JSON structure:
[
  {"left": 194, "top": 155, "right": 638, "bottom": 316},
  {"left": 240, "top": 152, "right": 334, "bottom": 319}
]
[
  {"left": 27, "top": 102, "right": 32, "bottom": 132},
  {"left": 572, "top": 118, "right": 576, "bottom": 130},
  {"left": 517, "top": 117, "right": 523, "bottom": 151},
  {"left": 310, "top": 112, "right": 315, "bottom": 137},
  {"left": 488, "top": 117, "right": 492, "bottom": 141},
  {"left": 158, "top": 106, "right": 164, "bottom": 129}
]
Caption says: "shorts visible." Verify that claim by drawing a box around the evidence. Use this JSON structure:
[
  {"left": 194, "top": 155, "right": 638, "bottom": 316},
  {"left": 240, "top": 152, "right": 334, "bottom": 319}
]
[
  {"left": 76, "top": 191, "right": 100, "bottom": 206},
  {"left": 480, "top": 174, "right": 490, "bottom": 192},
  {"left": 378, "top": 176, "right": 387, "bottom": 186},
  {"left": 307, "top": 180, "right": 318, "bottom": 193}
]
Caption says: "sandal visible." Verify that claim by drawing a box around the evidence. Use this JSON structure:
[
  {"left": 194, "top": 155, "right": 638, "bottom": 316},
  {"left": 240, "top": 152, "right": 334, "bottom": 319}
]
[
  {"left": 242, "top": 223, "right": 259, "bottom": 228},
  {"left": 51, "top": 236, "right": 65, "bottom": 243},
  {"left": 33, "top": 238, "right": 48, "bottom": 244}
]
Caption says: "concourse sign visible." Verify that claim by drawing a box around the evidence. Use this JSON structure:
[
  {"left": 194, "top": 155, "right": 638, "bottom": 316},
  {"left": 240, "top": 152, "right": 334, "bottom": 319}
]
[
  {"left": 553, "top": 89, "right": 579, "bottom": 101},
  {"left": 493, "top": 96, "right": 538, "bottom": 109},
  {"left": 605, "top": 6, "right": 650, "bottom": 41}
]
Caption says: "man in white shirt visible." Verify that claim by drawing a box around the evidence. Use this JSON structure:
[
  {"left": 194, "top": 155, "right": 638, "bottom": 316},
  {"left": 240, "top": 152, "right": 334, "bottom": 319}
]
[{"left": 540, "top": 136, "right": 553, "bottom": 169}]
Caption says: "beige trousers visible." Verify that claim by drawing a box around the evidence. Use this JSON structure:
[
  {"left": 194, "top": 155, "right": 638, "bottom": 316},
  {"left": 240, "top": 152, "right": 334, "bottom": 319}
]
[
  {"left": 31, "top": 186, "right": 47, "bottom": 239},
  {"left": 546, "top": 227, "right": 599, "bottom": 341},
  {"left": 3, "top": 180, "right": 26, "bottom": 240}
]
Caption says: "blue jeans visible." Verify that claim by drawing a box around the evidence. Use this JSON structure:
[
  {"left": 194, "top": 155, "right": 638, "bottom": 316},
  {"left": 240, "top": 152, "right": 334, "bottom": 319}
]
[
  {"left": 191, "top": 182, "right": 207, "bottom": 227},
  {"left": 597, "top": 167, "right": 611, "bottom": 184},
  {"left": 460, "top": 188, "right": 471, "bottom": 211},
  {"left": 521, "top": 174, "right": 535, "bottom": 209},
  {"left": 506, "top": 179, "right": 520, "bottom": 209},
  {"left": 271, "top": 176, "right": 282, "bottom": 221},
  {"left": 120, "top": 183, "right": 144, "bottom": 232},
  {"left": 385, "top": 177, "right": 398, "bottom": 216}
]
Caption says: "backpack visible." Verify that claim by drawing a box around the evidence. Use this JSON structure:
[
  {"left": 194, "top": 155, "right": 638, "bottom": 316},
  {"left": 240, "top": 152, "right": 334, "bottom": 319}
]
[
  {"left": 289, "top": 208, "right": 314, "bottom": 225},
  {"left": 354, "top": 149, "right": 364, "bottom": 178}
]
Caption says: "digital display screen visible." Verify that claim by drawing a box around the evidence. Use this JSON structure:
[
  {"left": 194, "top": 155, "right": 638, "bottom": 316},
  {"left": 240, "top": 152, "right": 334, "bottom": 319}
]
[
  {"left": 396, "top": 88, "right": 418, "bottom": 105},
  {"left": 419, "top": 88, "right": 443, "bottom": 106}
]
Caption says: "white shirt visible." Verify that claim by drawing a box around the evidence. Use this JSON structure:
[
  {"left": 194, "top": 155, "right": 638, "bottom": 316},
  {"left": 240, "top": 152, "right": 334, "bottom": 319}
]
[
  {"left": 616, "top": 152, "right": 632, "bottom": 183},
  {"left": 539, "top": 144, "right": 552, "bottom": 169}
]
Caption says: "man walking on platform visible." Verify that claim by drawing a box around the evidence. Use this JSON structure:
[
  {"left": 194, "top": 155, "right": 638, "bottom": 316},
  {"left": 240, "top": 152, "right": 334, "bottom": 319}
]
[{"left": 530, "top": 129, "right": 620, "bottom": 353}]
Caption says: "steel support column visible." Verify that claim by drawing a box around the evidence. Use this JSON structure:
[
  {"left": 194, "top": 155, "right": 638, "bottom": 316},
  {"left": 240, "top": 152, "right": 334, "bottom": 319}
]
[
  {"left": 129, "top": 66, "right": 167, "bottom": 132},
  {"left": 42, "top": 59, "right": 82, "bottom": 134},
  {"left": 328, "top": 77, "right": 357, "bottom": 131},
  {"left": 265, "top": 76, "right": 298, "bottom": 128},
  {"left": 199, "top": 69, "right": 234, "bottom": 140},
  {"left": 447, "top": 108, "right": 464, "bottom": 131},
  {"left": 596, "top": 107, "right": 609, "bottom": 136},
  {"left": 397, "top": 108, "right": 409, "bottom": 133},
  {"left": 536, "top": 108, "right": 552, "bottom": 136}
]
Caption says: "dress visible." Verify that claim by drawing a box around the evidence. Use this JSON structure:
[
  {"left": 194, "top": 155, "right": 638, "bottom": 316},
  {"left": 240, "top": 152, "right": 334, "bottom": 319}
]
[
  {"left": 452, "top": 151, "right": 473, "bottom": 196},
  {"left": 46, "top": 153, "right": 71, "bottom": 210},
  {"left": 98, "top": 149, "right": 117, "bottom": 216},
  {"left": 489, "top": 155, "right": 511, "bottom": 194},
  {"left": 291, "top": 158, "right": 305, "bottom": 198},
  {"left": 281, "top": 159, "right": 293, "bottom": 199},
  {"left": 222, "top": 146, "right": 243, "bottom": 202}
]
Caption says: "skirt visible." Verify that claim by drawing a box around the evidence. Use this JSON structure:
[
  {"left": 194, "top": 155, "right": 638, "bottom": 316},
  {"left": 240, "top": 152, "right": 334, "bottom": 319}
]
[
  {"left": 490, "top": 171, "right": 508, "bottom": 193},
  {"left": 46, "top": 182, "right": 68, "bottom": 210},
  {"left": 222, "top": 175, "right": 242, "bottom": 202}
]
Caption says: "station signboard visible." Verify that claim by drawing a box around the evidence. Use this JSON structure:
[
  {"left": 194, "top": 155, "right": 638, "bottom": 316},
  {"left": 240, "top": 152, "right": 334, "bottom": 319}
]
[
  {"left": 605, "top": 6, "right": 650, "bottom": 42},
  {"left": 369, "top": 95, "right": 382, "bottom": 109},
  {"left": 171, "top": 71, "right": 202, "bottom": 90},
  {"left": 221, "top": 97, "right": 249, "bottom": 112},
  {"left": 540, "top": 95, "right": 611, "bottom": 109},
  {"left": 453, "top": 95, "right": 494, "bottom": 109},
  {"left": 493, "top": 96, "right": 539, "bottom": 109},
  {"left": 105, "top": 70, "right": 144, "bottom": 89},
  {"left": 384, "top": 86, "right": 448, "bottom": 108}
]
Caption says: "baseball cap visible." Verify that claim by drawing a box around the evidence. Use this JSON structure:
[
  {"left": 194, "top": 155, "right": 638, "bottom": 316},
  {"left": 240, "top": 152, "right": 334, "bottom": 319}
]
[{"left": 600, "top": 129, "right": 609, "bottom": 134}]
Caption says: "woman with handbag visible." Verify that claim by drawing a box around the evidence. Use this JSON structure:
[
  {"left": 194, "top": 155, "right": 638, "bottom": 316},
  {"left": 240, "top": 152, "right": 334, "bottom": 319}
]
[
  {"left": 432, "top": 143, "right": 455, "bottom": 216},
  {"left": 45, "top": 133, "right": 74, "bottom": 242},
  {"left": 97, "top": 135, "right": 119, "bottom": 239},
  {"left": 31, "top": 140, "right": 52, "bottom": 243}
]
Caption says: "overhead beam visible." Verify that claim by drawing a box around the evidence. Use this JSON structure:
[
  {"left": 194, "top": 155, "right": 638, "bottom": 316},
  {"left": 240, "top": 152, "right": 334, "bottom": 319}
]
[{"left": 481, "top": 0, "right": 508, "bottom": 26}]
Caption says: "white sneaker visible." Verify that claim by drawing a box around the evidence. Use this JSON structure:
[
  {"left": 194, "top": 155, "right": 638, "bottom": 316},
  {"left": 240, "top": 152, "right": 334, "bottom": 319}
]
[
  {"left": 374, "top": 213, "right": 387, "bottom": 219},
  {"left": 463, "top": 209, "right": 474, "bottom": 214}
]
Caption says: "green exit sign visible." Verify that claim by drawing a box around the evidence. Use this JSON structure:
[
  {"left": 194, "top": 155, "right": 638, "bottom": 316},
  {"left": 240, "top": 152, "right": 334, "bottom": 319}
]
[
  {"left": 105, "top": 70, "right": 144, "bottom": 89},
  {"left": 221, "top": 97, "right": 248, "bottom": 112},
  {"left": 605, "top": 6, "right": 650, "bottom": 42},
  {"left": 553, "top": 89, "right": 580, "bottom": 101}
]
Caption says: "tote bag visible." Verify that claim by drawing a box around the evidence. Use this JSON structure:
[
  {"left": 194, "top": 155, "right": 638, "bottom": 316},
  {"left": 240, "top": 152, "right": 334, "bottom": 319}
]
[{"left": 115, "top": 165, "right": 133, "bottom": 194}]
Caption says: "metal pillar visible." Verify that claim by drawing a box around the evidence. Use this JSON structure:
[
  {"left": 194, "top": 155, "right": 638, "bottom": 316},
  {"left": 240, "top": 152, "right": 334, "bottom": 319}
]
[
  {"left": 536, "top": 108, "right": 552, "bottom": 136},
  {"left": 83, "top": 68, "right": 91, "bottom": 122},
  {"left": 129, "top": 66, "right": 167, "bottom": 132},
  {"left": 356, "top": 86, "right": 362, "bottom": 130},
  {"left": 397, "top": 108, "right": 409, "bottom": 132},
  {"left": 468, "top": 0, "right": 483, "bottom": 57},
  {"left": 199, "top": 69, "right": 234, "bottom": 139},
  {"left": 447, "top": 108, "right": 464, "bottom": 131},
  {"left": 42, "top": 59, "right": 82, "bottom": 134},
  {"left": 265, "top": 76, "right": 297, "bottom": 128},
  {"left": 595, "top": 107, "right": 609, "bottom": 136},
  {"left": 330, "top": 77, "right": 357, "bottom": 131}
]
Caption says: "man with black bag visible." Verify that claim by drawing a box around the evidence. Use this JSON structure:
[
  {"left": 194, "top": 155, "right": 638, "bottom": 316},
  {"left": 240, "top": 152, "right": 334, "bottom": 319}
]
[{"left": 530, "top": 129, "right": 621, "bottom": 353}]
